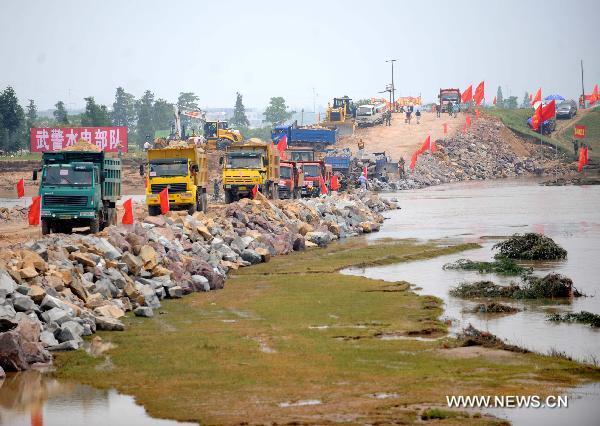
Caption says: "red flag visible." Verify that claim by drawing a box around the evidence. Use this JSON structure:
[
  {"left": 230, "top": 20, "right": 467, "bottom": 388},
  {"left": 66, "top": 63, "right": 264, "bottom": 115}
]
[
  {"left": 28, "top": 195, "right": 41, "bottom": 226},
  {"left": 330, "top": 175, "right": 340, "bottom": 191},
  {"left": 319, "top": 176, "right": 328, "bottom": 195},
  {"left": 418, "top": 136, "right": 431, "bottom": 154},
  {"left": 531, "top": 88, "right": 541, "bottom": 105},
  {"left": 409, "top": 151, "right": 418, "bottom": 171},
  {"left": 17, "top": 178, "right": 25, "bottom": 198},
  {"left": 362, "top": 166, "right": 367, "bottom": 178},
  {"left": 122, "top": 198, "right": 134, "bottom": 225},
  {"left": 578, "top": 148, "right": 586, "bottom": 172},
  {"left": 473, "top": 81, "right": 485, "bottom": 106},
  {"left": 466, "top": 116, "right": 472, "bottom": 128},
  {"left": 541, "top": 99, "right": 556, "bottom": 122},
  {"left": 531, "top": 104, "right": 543, "bottom": 131},
  {"left": 590, "top": 84, "right": 599, "bottom": 105},
  {"left": 461, "top": 85, "right": 473, "bottom": 104},
  {"left": 251, "top": 185, "right": 258, "bottom": 198},
  {"left": 443, "top": 123, "right": 448, "bottom": 134},
  {"left": 493, "top": 96, "right": 497, "bottom": 105},
  {"left": 159, "top": 187, "right": 169, "bottom": 214},
  {"left": 277, "top": 134, "right": 287, "bottom": 160}
]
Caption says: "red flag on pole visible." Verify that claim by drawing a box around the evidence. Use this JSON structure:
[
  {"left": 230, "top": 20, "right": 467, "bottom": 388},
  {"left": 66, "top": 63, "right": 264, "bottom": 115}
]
[
  {"left": 466, "top": 116, "right": 472, "bottom": 128},
  {"left": 578, "top": 148, "right": 586, "bottom": 172},
  {"left": 541, "top": 99, "right": 556, "bottom": 122},
  {"left": 277, "top": 134, "right": 287, "bottom": 160},
  {"left": 122, "top": 198, "right": 134, "bottom": 225},
  {"left": 590, "top": 84, "right": 599, "bottom": 105},
  {"left": 493, "top": 96, "right": 497, "bottom": 106},
  {"left": 531, "top": 104, "right": 543, "bottom": 131},
  {"left": 418, "top": 135, "right": 431, "bottom": 154},
  {"left": 409, "top": 151, "right": 418, "bottom": 171},
  {"left": 16, "top": 178, "right": 25, "bottom": 198},
  {"left": 330, "top": 175, "right": 340, "bottom": 191},
  {"left": 362, "top": 166, "right": 368, "bottom": 178},
  {"left": 473, "top": 81, "right": 485, "bottom": 106},
  {"left": 319, "top": 176, "right": 328, "bottom": 195},
  {"left": 461, "top": 85, "right": 473, "bottom": 104},
  {"left": 159, "top": 187, "right": 169, "bottom": 214},
  {"left": 531, "top": 88, "right": 541, "bottom": 105},
  {"left": 251, "top": 185, "right": 258, "bottom": 198},
  {"left": 443, "top": 123, "right": 448, "bottom": 134},
  {"left": 28, "top": 196, "right": 41, "bottom": 226}
]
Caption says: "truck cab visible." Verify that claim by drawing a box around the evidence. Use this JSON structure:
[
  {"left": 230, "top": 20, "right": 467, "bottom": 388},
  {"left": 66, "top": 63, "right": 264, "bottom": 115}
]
[
  {"left": 278, "top": 161, "right": 304, "bottom": 199},
  {"left": 296, "top": 160, "right": 329, "bottom": 198},
  {"left": 35, "top": 150, "right": 121, "bottom": 235},
  {"left": 439, "top": 88, "right": 461, "bottom": 112},
  {"left": 145, "top": 143, "right": 208, "bottom": 215},
  {"left": 222, "top": 139, "right": 280, "bottom": 203}
]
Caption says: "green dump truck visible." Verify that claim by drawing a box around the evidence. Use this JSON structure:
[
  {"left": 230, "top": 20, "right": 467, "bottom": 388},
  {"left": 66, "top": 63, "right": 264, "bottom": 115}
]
[{"left": 33, "top": 150, "right": 121, "bottom": 235}]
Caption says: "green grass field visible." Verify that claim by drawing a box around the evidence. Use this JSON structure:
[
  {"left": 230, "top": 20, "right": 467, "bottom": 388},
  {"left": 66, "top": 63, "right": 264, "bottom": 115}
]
[
  {"left": 556, "top": 107, "right": 600, "bottom": 160},
  {"left": 53, "top": 239, "right": 600, "bottom": 425}
]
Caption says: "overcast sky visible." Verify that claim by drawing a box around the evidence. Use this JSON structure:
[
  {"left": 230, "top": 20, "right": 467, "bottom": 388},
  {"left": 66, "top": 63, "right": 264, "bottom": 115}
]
[{"left": 1, "top": 0, "right": 599, "bottom": 111}]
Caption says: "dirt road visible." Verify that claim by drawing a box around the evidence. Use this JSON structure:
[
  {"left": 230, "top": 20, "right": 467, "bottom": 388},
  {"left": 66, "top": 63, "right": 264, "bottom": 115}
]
[{"left": 336, "top": 110, "right": 463, "bottom": 161}]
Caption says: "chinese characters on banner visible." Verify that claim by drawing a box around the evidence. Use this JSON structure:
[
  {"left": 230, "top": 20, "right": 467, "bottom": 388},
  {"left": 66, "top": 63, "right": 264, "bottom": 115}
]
[
  {"left": 30, "top": 127, "right": 128, "bottom": 152},
  {"left": 574, "top": 125, "right": 586, "bottom": 140}
]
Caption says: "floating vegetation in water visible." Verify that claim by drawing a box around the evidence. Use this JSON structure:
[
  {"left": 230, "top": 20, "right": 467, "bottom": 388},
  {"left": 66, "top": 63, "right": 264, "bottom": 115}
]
[
  {"left": 469, "top": 302, "right": 520, "bottom": 314},
  {"left": 443, "top": 257, "right": 532, "bottom": 276},
  {"left": 547, "top": 311, "right": 600, "bottom": 328},
  {"left": 450, "top": 274, "right": 580, "bottom": 299},
  {"left": 493, "top": 233, "right": 567, "bottom": 260}
]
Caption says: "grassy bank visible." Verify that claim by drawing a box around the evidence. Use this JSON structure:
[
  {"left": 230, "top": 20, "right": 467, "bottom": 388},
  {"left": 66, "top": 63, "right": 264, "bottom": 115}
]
[
  {"left": 556, "top": 107, "right": 600, "bottom": 160},
  {"left": 53, "top": 239, "right": 600, "bottom": 424}
]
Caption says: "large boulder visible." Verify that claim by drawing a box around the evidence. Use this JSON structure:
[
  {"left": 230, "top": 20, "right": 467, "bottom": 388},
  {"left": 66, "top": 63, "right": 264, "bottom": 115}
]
[
  {"left": 0, "top": 315, "right": 51, "bottom": 371},
  {"left": 0, "top": 270, "right": 17, "bottom": 297}
]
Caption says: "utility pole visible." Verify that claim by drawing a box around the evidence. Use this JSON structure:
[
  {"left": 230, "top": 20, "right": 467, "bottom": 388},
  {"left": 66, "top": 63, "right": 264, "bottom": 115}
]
[
  {"left": 386, "top": 59, "right": 397, "bottom": 110},
  {"left": 581, "top": 60, "right": 585, "bottom": 108}
]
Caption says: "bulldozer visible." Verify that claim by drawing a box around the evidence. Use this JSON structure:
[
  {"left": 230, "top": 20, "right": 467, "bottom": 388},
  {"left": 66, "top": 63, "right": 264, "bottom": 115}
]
[
  {"left": 322, "top": 96, "right": 355, "bottom": 136},
  {"left": 203, "top": 120, "right": 243, "bottom": 150}
]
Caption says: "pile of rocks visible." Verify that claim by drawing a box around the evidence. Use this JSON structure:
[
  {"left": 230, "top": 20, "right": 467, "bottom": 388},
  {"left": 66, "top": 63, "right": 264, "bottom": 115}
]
[
  {"left": 0, "top": 206, "right": 28, "bottom": 223},
  {"left": 375, "top": 118, "right": 575, "bottom": 191},
  {"left": 0, "top": 192, "right": 396, "bottom": 374}
]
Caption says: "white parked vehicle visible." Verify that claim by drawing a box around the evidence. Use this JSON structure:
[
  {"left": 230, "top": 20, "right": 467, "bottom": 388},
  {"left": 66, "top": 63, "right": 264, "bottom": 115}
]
[{"left": 355, "top": 103, "right": 387, "bottom": 127}]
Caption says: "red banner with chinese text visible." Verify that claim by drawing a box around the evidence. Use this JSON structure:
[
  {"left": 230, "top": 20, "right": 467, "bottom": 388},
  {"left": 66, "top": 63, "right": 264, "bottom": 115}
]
[
  {"left": 30, "top": 127, "right": 128, "bottom": 152},
  {"left": 574, "top": 125, "right": 586, "bottom": 139}
]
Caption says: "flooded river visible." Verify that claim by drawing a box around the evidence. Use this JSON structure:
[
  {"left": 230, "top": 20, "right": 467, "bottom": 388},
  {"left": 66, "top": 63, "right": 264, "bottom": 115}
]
[
  {"left": 343, "top": 178, "right": 600, "bottom": 362},
  {"left": 0, "top": 371, "right": 194, "bottom": 426}
]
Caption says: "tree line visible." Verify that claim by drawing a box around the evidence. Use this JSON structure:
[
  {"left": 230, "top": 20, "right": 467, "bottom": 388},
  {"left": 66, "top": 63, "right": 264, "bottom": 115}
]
[{"left": 0, "top": 85, "right": 294, "bottom": 153}]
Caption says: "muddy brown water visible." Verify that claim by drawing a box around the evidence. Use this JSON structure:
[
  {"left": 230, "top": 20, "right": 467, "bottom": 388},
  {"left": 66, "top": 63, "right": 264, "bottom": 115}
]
[{"left": 341, "top": 178, "right": 600, "bottom": 425}]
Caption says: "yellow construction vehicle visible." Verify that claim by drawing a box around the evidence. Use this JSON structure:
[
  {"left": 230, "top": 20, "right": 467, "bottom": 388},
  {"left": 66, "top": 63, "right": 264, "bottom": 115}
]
[
  {"left": 221, "top": 138, "right": 280, "bottom": 203},
  {"left": 203, "top": 120, "right": 243, "bottom": 149},
  {"left": 144, "top": 140, "right": 209, "bottom": 215},
  {"left": 323, "top": 96, "right": 355, "bottom": 136}
]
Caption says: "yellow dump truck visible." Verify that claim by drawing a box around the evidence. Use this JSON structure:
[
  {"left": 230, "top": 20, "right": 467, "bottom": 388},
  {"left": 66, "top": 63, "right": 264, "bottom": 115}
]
[
  {"left": 144, "top": 141, "right": 208, "bottom": 215},
  {"left": 221, "top": 138, "right": 280, "bottom": 203}
]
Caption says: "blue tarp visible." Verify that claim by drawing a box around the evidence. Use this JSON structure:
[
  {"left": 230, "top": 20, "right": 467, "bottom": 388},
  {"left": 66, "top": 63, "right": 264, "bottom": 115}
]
[{"left": 544, "top": 94, "right": 565, "bottom": 101}]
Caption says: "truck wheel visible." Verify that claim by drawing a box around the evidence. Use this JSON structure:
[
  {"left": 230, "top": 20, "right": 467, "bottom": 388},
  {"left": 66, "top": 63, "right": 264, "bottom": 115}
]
[
  {"left": 148, "top": 205, "right": 160, "bottom": 216},
  {"left": 188, "top": 202, "right": 196, "bottom": 215},
  {"left": 90, "top": 218, "right": 100, "bottom": 234},
  {"left": 201, "top": 192, "right": 208, "bottom": 213},
  {"left": 41, "top": 219, "right": 51, "bottom": 235},
  {"left": 109, "top": 208, "right": 117, "bottom": 226},
  {"left": 224, "top": 189, "right": 233, "bottom": 204}
]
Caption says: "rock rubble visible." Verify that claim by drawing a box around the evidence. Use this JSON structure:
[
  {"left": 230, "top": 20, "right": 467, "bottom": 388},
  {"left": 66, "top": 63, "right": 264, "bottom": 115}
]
[{"left": 0, "top": 192, "right": 396, "bottom": 372}]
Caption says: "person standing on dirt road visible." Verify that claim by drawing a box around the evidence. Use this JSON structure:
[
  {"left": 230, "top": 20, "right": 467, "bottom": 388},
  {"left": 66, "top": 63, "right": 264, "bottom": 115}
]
[
  {"left": 405, "top": 109, "right": 412, "bottom": 124},
  {"left": 436, "top": 103, "right": 441, "bottom": 118},
  {"left": 398, "top": 157, "right": 405, "bottom": 178},
  {"left": 452, "top": 102, "right": 459, "bottom": 118},
  {"left": 415, "top": 109, "right": 421, "bottom": 124}
]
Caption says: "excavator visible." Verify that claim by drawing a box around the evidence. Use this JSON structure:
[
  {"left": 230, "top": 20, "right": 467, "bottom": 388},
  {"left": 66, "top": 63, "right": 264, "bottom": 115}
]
[{"left": 322, "top": 96, "right": 355, "bottom": 136}]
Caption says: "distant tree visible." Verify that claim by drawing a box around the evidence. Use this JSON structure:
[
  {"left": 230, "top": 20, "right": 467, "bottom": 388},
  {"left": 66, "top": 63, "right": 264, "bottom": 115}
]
[
  {"left": 231, "top": 92, "right": 250, "bottom": 127},
  {"left": 505, "top": 96, "right": 518, "bottom": 109},
  {"left": 25, "top": 99, "right": 37, "bottom": 130},
  {"left": 263, "top": 96, "right": 293, "bottom": 124},
  {"left": 521, "top": 92, "right": 530, "bottom": 108},
  {"left": 177, "top": 92, "right": 201, "bottom": 134},
  {"left": 354, "top": 99, "right": 371, "bottom": 106},
  {"left": 0, "top": 86, "right": 26, "bottom": 152},
  {"left": 53, "top": 101, "right": 69, "bottom": 125},
  {"left": 111, "top": 87, "right": 137, "bottom": 128},
  {"left": 496, "top": 86, "right": 504, "bottom": 108},
  {"left": 153, "top": 98, "right": 173, "bottom": 132},
  {"left": 136, "top": 90, "right": 155, "bottom": 147},
  {"left": 239, "top": 125, "right": 272, "bottom": 141},
  {"left": 81, "top": 96, "right": 111, "bottom": 126}
]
